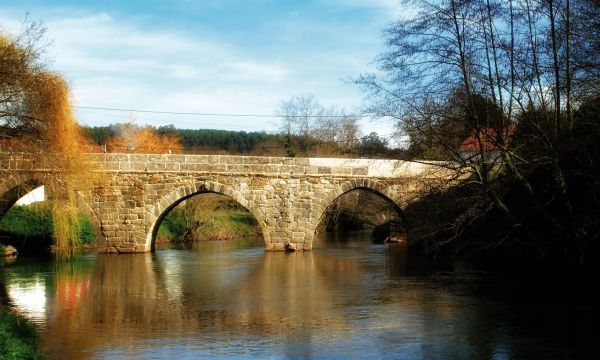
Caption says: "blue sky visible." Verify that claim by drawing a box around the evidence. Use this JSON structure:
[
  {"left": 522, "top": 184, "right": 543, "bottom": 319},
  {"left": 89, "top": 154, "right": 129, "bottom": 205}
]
[{"left": 1, "top": 0, "right": 406, "bottom": 135}]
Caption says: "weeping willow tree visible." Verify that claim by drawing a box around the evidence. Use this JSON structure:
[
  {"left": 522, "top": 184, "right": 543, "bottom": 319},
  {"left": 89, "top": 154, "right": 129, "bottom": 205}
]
[{"left": 1, "top": 22, "right": 98, "bottom": 258}]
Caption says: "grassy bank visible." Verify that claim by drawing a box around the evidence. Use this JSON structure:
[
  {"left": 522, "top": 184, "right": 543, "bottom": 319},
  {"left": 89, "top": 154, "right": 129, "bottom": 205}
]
[
  {"left": 0, "top": 204, "right": 95, "bottom": 253},
  {"left": 157, "top": 194, "right": 261, "bottom": 244},
  {"left": 0, "top": 308, "right": 43, "bottom": 359}
]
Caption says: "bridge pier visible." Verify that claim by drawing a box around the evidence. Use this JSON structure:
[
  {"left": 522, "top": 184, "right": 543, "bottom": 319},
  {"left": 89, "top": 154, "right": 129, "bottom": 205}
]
[{"left": 386, "top": 212, "right": 407, "bottom": 244}]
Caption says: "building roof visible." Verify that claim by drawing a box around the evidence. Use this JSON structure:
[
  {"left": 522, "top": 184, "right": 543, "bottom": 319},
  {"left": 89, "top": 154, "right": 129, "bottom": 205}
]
[{"left": 460, "top": 128, "right": 515, "bottom": 152}]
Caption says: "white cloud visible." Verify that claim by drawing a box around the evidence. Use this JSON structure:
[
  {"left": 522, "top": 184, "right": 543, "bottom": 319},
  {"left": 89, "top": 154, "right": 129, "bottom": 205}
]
[
  {"left": 0, "top": 7, "right": 397, "bottom": 136},
  {"left": 223, "top": 61, "right": 287, "bottom": 82},
  {"left": 1, "top": 9, "right": 293, "bottom": 130}
]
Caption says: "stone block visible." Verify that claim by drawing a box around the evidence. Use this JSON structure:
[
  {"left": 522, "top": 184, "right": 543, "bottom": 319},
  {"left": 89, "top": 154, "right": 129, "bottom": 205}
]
[
  {"left": 186, "top": 155, "right": 217, "bottom": 164},
  {"left": 352, "top": 167, "right": 368, "bottom": 175},
  {"left": 226, "top": 164, "right": 253, "bottom": 173},
  {"left": 318, "top": 167, "right": 332, "bottom": 174},
  {"left": 146, "top": 162, "right": 166, "bottom": 171},
  {"left": 106, "top": 154, "right": 129, "bottom": 162},
  {"left": 147, "top": 154, "right": 168, "bottom": 162},
  {"left": 242, "top": 156, "right": 261, "bottom": 164},
  {"left": 180, "top": 163, "right": 207, "bottom": 172},
  {"left": 305, "top": 166, "right": 320, "bottom": 175},
  {"left": 264, "top": 165, "right": 280, "bottom": 174},
  {"left": 208, "top": 164, "right": 227, "bottom": 172},
  {"left": 120, "top": 162, "right": 147, "bottom": 171},
  {"left": 333, "top": 167, "right": 352, "bottom": 175},
  {"left": 129, "top": 154, "right": 148, "bottom": 162},
  {"left": 165, "top": 162, "right": 180, "bottom": 171},
  {"left": 294, "top": 158, "right": 309, "bottom": 166},
  {"left": 220, "top": 156, "right": 236, "bottom": 164},
  {"left": 166, "top": 155, "right": 185, "bottom": 163}
]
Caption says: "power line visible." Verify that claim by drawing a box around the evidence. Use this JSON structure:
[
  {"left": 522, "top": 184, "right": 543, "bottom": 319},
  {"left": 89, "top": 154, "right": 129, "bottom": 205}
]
[
  {"left": 73, "top": 105, "right": 370, "bottom": 119},
  {"left": 76, "top": 108, "right": 276, "bottom": 129}
]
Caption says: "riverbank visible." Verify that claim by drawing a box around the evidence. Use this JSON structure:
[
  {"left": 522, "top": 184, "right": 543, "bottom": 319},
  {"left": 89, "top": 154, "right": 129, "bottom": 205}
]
[
  {"left": 0, "top": 308, "right": 43, "bottom": 359},
  {"left": 0, "top": 204, "right": 95, "bottom": 256},
  {"left": 399, "top": 179, "right": 600, "bottom": 287}
]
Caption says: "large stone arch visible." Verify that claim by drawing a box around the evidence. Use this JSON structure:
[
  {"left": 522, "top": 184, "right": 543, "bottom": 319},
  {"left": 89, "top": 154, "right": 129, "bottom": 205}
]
[
  {"left": 311, "top": 178, "right": 407, "bottom": 241},
  {"left": 145, "top": 180, "right": 271, "bottom": 251},
  {"left": 0, "top": 172, "right": 106, "bottom": 248}
]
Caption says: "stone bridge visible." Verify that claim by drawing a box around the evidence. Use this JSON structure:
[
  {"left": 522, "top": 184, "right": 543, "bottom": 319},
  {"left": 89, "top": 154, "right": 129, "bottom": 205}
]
[{"left": 0, "top": 153, "right": 450, "bottom": 253}]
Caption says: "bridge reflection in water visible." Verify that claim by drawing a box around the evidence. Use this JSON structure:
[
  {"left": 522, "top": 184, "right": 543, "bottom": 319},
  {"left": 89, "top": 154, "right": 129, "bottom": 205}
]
[{"left": 2, "top": 232, "right": 591, "bottom": 359}]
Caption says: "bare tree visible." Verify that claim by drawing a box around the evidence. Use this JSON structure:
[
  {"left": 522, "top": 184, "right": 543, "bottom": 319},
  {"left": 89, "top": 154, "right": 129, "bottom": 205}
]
[
  {"left": 276, "top": 94, "right": 321, "bottom": 156},
  {"left": 277, "top": 94, "right": 362, "bottom": 156},
  {"left": 356, "top": 0, "right": 600, "bottom": 267}
]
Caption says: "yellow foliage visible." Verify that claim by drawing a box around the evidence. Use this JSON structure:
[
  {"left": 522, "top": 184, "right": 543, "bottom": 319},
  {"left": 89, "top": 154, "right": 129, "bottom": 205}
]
[
  {"left": 1, "top": 30, "right": 100, "bottom": 259},
  {"left": 106, "top": 123, "right": 183, "bottom": 153}
]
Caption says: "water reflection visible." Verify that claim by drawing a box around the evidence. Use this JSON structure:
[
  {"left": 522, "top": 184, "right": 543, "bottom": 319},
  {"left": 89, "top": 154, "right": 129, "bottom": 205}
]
[
  {"left": 0, "top": 233, "right": 594, "bottom": 359},
  {"left": 7, "top": 276, "right": 46, "bottom": 321}
]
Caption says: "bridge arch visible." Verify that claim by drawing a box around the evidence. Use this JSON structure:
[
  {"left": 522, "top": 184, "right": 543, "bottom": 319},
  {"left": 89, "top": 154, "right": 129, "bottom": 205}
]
[
  {"left": 311, "top": 178, "right": 407, "bottom": 241},
  {"left": 0, "top": 174, "right": 43, "bottom": 217},
  {"left": 0, "top": 173, "right": 106, "bottom": 249},
  {"left": 145, "top": 180, "right": 271, "bottom": 251}
]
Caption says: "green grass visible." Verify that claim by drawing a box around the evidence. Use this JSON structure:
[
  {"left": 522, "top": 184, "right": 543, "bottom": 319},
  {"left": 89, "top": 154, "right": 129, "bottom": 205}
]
[
  {"left": 0, "top": 204, "right": 95, "bottom": 245},
  {"left": 0, "top": 205, "right": 52, "bottom": 239},
  {"left": 158, "top": 208, "right": 260, "bottom": 243},
  {"left": 0, "top": 308, "right": 43, "bottom": 360}
]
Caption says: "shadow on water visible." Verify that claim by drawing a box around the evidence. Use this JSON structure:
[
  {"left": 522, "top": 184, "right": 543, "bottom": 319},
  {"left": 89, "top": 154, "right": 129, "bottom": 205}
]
[
  {"left": 314, "top": 230, "right": 441, "bottom": 277},
  {"left": 0, "top": 232, "right": 596, "bottom": 359}
]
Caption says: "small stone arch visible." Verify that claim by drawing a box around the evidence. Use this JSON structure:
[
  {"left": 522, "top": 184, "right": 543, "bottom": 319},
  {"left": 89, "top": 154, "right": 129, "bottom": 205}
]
[
  {"left": 311, "top": 178, "right": 407, "bottom": 239},
  {"left": 145, "top": 180, "right": 271, "bottom": 251},
  {"left": 0, "top": 173, "right": 106, "bottom": 248},
  {"left": 0, "top": 174, "right": 43, "bottom": 218}
]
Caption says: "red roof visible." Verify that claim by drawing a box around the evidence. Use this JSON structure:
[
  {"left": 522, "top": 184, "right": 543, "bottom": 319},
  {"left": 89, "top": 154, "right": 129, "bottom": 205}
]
[{"left": 460, "top": 128, "right": 515, "bottom": 152}]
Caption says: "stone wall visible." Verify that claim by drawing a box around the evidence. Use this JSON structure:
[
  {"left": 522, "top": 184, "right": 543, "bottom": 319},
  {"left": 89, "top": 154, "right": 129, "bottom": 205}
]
[{"left": 1, "top": 153, "right": 449, "bottom": 252}]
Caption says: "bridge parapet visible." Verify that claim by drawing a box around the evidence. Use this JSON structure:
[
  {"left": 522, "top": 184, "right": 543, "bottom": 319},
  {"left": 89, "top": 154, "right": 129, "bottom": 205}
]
[{"left": 84, "top": 153, "right": 445, "bottom": 178}]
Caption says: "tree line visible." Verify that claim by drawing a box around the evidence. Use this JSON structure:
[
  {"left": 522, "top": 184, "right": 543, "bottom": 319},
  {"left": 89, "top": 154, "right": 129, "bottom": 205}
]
[{"left": 82, "top": 117, "right": 398, "bottom": 158}]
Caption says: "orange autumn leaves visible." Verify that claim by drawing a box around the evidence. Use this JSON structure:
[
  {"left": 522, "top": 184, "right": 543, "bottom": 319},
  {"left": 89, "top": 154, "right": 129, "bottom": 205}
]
[
  {"left": 105, "top": 123, "right": 183, "bottom": 154},
  {"left": 1, "top": 29, "right": 100, "bottom": 259}
]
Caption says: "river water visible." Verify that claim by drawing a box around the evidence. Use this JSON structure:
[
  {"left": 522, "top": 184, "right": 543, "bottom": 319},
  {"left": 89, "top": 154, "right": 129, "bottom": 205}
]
[{"left": 1, "top": 231, "right": 595, "bottom": 359}]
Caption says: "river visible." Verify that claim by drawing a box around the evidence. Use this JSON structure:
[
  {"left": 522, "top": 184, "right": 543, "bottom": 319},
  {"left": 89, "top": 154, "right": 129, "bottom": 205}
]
[{"left": 1, "top": 231, "right": 595, "bottom": 359}]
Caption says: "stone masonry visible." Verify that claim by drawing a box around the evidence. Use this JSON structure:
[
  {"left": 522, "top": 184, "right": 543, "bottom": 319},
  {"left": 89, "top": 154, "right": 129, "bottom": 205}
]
[{"left": 0, "top": 153, "right": 450, "bottom": 253}]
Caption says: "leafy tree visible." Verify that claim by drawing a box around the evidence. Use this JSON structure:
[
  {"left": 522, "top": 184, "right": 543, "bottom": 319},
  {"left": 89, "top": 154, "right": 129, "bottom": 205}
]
[
  {"left": 358, "top": 132, "right": 389, "bottom": 157},
  {"left": 1, "top": 22, "right": 97, "bottom": 258}
]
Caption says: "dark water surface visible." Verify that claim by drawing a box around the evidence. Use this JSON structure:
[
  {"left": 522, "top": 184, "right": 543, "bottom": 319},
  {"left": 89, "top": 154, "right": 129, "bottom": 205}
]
[{"left": 1, "top": 232, "right": 595, "bottom": 359}]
